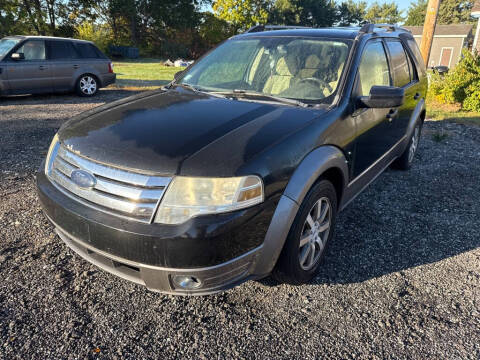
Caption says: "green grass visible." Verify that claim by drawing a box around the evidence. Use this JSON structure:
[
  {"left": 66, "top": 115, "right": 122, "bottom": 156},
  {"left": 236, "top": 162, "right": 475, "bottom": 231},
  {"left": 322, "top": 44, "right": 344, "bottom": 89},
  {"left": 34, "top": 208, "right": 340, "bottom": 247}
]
[
  {"left": 112, "top": 58, "right": 184, "bottom": 89},
  {"left": 426, "top": 101, "right": 480, "bottom": 127}
]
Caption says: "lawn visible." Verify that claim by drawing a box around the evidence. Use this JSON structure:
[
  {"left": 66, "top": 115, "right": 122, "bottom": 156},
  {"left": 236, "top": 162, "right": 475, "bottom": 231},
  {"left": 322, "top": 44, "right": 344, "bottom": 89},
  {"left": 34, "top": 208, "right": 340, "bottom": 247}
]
[
  {"left": 112, "top": 58, "right": 184, "bottom": 89},
  {"left": 426, "top": 101, "right": 480, "bottom": 127}
]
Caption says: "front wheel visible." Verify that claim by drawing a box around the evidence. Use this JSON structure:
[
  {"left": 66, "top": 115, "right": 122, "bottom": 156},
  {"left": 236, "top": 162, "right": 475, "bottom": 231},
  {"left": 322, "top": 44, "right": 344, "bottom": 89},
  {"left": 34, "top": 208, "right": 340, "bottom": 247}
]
[
  {"left": 393, "top": 122, "right": 422, "bottom": 170},
  {"left": 76, "top": 75, "right": 98, "bottom": 97},
  {"left": 272, "top": 179, "right": 337, "bottom": 284}
]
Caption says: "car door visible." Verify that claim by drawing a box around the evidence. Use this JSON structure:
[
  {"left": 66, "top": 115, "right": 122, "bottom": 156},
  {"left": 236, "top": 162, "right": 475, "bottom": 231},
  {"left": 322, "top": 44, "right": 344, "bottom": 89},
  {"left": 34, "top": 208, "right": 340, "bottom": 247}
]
[
  {"left": 384, "top": 39, "right": 420, "bottom": 140},
  {"left": 47, "top": 40, "right": 81, "bottom": 92},
  {"left": 351, "top": 40, "right": 395, "bottom": 178},
  {"left": 6, "top": 39, "right": 53, "bottom": 94}
]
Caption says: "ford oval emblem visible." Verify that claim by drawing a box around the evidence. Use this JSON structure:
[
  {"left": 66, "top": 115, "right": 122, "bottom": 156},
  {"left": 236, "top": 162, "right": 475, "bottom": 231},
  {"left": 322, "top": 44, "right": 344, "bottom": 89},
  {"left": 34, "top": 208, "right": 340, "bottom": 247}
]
[{"left": 71, "top": 169, "right": 97, "bottom": 189}]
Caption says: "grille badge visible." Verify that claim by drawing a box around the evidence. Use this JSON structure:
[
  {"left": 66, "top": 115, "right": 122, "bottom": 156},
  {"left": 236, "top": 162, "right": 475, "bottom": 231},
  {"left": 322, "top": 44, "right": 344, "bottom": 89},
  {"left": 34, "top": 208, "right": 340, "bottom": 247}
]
[{"left": 71, "top": 170, "right": 97, "bottom": 189}]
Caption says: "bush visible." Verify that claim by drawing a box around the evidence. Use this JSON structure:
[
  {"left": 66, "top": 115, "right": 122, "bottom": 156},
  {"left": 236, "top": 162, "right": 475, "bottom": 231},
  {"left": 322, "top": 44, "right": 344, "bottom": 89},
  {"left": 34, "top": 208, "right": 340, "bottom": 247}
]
[
  {"left": 429, "top": 49, "right": 480, "bottom": 111},
  {"left": 74, "top": 22, "right": 113, "bottom": 54}
]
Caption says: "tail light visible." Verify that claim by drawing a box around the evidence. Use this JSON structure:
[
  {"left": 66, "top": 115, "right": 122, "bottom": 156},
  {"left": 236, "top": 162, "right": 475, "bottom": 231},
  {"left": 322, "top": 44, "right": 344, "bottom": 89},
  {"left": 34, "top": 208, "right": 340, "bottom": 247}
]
[{"left": 108, "top": 62, "right": 114, "bottom": 73}]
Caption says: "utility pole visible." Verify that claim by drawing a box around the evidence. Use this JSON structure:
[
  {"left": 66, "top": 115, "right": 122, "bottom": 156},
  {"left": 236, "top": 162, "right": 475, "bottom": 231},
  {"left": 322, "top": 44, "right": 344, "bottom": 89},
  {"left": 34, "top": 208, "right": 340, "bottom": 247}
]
[{"left": 420, "top": 0, "right": 441, "bottom": 66}]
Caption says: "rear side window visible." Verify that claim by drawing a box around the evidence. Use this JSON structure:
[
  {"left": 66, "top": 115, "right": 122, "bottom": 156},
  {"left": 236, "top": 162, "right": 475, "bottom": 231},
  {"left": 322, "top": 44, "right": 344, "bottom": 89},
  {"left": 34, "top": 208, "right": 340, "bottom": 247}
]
[
  {"left": 16, "top": 40, "right": 46, "bottom": 61},
  {"left": 406, "top": 38, "right": 425, "bottom": 69},
  {"left": 406, "top": 50, "right": 418, "bottom": 82},
  {"left": 385, "top": 40, "right": 410, "bottom": 88},
  {"left": 74, "top": 43, "right": 104, "bottom": 59},
  {"left": 49, "top": 41, "right": 79, "bottom": 60},
  {"left": 357, "top": 41, "right": 391, "bottom": 96}
]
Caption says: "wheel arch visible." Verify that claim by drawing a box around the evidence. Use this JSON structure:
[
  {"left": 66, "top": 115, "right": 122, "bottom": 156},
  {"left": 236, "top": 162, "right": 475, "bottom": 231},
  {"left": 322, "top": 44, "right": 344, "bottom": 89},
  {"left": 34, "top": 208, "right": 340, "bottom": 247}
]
[
  {"left": 251, "top": 145, "right": 349, "bottom": 278},
  {"left": 407, "top": 98, "right": 426, "bottom": 138},
  {"left": 283, "top": 145, "right": 348, "bottom": 207},
  {"left": 73, "top": 71, "right": 102, "bottom": 90}
]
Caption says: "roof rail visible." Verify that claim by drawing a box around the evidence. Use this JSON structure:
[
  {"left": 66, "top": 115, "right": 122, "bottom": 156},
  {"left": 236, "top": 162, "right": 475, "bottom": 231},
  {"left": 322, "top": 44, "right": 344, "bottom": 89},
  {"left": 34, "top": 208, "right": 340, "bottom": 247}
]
[
  {"left": 245, "top": 25, "right": 312, "bottom": 33},
  {"left": 359, "top": 23, "right": 411, "bottom": 34}
]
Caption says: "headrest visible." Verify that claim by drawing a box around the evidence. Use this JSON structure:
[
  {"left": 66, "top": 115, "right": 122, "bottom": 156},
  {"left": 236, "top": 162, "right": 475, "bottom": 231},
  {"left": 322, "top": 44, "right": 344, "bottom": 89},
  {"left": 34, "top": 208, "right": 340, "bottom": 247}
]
[
  {"left": 304, "top": 54, "right": 321, "bottom": 69},
  {"left": 275, "top": 55, "right": 299, "bottom": 76}
]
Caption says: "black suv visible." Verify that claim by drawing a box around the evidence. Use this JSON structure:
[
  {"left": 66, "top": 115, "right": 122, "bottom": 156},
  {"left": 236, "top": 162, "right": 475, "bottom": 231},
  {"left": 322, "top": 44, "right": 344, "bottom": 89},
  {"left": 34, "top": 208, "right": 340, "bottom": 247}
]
[{"left": 37, "top": 24, "right": 427, "bottom": 295}]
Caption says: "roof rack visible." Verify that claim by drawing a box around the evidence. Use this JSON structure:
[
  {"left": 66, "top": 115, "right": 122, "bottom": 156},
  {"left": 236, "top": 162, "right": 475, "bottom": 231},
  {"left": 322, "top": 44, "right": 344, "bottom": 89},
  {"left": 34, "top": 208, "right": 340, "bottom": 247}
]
[
  {"left": 359, "top": 23, "right": 411, "bottom": 34},
  {"left": 245, "top": 25, "right": 312, "bottom": 33}
]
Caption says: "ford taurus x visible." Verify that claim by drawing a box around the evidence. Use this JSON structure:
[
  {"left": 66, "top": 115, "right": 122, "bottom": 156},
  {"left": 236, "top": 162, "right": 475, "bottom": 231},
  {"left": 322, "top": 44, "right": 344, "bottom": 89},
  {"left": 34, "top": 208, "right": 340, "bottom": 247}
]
[{"left": 37, "top": 24, "right": 427, "bottom": 295}]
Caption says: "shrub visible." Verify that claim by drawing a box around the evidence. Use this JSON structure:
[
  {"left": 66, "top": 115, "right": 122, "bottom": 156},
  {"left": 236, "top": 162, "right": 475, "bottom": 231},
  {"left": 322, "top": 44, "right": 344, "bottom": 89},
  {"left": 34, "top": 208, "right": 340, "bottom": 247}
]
[
  {"left": 74, "top": 22, "right": 113, "bottom": 54},
  {"left": 430, "top": 49, "right": 480, "bottom": 111}
]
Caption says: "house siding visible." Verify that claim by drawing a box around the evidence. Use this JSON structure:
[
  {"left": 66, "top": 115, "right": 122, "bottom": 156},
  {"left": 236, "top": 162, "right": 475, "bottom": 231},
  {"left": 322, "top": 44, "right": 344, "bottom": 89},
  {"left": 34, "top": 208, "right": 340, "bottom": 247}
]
[{"left": 412, "top": 36, "right": 467, "bottom": 68}]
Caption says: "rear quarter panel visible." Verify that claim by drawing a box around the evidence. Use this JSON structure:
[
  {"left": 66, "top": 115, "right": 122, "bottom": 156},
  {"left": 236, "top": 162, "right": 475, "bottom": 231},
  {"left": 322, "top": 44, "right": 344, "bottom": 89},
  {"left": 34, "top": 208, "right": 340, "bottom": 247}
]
[{"left": 70, "top": 59, "right": 110, "bottom": 88}]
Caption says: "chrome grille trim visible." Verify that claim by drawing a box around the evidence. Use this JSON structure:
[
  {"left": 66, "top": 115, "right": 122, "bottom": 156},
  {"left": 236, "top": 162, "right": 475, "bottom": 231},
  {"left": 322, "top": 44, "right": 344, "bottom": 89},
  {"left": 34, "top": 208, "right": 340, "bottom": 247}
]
[
  {"left": 57, "top": 146, "right": 170, "bottom": 188},
  {"left": 48, "top": 144, "right": 172, "bottom": 222}
]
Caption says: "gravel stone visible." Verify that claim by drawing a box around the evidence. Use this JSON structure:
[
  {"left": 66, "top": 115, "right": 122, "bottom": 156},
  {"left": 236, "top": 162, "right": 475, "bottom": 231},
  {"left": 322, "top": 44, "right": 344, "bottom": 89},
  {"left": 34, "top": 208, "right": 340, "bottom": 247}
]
[{"left": 0, "top": 90, "right": 479, "bottom": 359}]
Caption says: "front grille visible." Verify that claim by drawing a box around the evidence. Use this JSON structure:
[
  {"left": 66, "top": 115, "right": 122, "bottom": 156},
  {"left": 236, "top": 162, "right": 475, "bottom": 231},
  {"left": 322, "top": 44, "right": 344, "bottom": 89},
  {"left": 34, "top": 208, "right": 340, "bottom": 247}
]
[{"left": 47, "top": 144, "right": 171, "bottom": 223}]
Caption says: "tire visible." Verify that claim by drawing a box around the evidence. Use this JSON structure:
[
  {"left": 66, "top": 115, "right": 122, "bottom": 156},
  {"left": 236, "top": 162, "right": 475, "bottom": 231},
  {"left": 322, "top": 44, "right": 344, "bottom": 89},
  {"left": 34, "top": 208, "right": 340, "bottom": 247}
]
[
  {"left": 75, "top": 74, "right": 99, "bottom": 97},
  {"left": 392, "top": 121, "right": 422, "bottom": 170},
  {"left": 272, "top": 179, "right": 337, "bottom": 285}
]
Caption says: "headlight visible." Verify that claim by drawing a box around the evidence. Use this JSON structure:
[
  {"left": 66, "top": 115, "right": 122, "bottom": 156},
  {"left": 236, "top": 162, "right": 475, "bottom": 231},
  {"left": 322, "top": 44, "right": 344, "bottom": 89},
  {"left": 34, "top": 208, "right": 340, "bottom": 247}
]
[
  {"left": 44, "top": 133, "right": 59, "bottom": 175},
  {"left": 154, "top": 175, "right": 264, "bottom": 224}
]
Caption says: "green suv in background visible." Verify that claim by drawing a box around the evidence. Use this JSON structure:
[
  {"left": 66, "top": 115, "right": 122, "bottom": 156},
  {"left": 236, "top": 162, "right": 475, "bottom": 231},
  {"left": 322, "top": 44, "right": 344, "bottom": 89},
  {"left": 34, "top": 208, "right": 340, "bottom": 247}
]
[{"left": 0, "top": 36, "right": 115, "bottom": 97}]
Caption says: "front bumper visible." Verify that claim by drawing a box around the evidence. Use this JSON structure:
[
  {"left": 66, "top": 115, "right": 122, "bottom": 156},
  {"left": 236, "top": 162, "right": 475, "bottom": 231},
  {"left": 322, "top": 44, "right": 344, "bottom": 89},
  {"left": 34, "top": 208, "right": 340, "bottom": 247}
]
[
  {"left": 52, "top": 220, "right": 261, "bottom": 295},
  {"left": 37, "top": 168, "right": 279, "bottom": 295}
]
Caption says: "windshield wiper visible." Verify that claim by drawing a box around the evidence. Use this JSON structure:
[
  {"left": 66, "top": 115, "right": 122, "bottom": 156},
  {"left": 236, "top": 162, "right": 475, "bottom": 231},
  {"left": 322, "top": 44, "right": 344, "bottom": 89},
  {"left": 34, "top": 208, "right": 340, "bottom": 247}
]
[
  {"left": 212, "top": 89, "right": 310, "bottom": 108},
  {"left": 173, "top": 83, "right": 201, "bottom": 92},
  {"left": 168, "top": 83, "right": 227, "bottom": 98}
]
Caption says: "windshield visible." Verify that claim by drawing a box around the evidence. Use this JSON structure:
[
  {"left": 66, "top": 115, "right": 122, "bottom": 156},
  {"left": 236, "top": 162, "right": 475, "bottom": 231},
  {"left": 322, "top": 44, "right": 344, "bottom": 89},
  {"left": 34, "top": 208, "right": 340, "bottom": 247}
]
[
  {"left": 0, "top": 38, "right": 21, "bottom": 57},
  {"left": 179, "top": 37, "right": 351, "bottom": 103}
]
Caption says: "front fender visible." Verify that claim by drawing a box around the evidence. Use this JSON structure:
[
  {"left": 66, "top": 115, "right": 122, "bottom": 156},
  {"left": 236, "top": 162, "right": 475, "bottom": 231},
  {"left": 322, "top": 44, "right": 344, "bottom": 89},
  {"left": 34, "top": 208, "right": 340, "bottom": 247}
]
[{"left": 251, "top": 146, "right": 348, "bottom": 277}]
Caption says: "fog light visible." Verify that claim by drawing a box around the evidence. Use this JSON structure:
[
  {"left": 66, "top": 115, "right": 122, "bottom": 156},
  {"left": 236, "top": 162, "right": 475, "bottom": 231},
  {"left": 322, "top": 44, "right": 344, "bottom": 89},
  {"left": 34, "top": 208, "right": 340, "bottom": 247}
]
[{"left": 172, "top": 275, "right": 202, "bottom": 290}]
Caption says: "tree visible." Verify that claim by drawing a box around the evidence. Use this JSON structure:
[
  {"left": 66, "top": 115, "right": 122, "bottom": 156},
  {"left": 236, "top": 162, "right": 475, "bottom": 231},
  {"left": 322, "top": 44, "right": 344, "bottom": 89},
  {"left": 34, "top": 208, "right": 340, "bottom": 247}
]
[
  {"left": 269, "top": 0, "right": 337, "bottom": 27},
  {"left": 438, "top": 0, "right": 474, "bottom": 24},
  {"left": 404, "top": 0, "right": 426, "bottom": 26},
  {"left": 364, "top": 1, "right": 403, "bottom": 24},
  {"left": 269, "top": 0, "right": 299, "bottom": 25},
  {"left": 404, "top": 0, "right": 475, "bottom": 26},
  {"left": 296, "top": 0, "right": 337, "bottom": 27},
  {"left": 336, "top": 0, "right": 367, "bottom": 26},
  {"left": 212, "top": 0, "right": 271, "bottom": 32}
]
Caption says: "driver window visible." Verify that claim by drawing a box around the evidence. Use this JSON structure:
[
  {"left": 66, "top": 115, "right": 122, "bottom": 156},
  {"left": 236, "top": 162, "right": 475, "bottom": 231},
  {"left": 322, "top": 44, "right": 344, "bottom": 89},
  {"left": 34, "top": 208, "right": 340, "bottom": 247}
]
[
  {"left": 357, "top": 41, "right": 390, "bottom": 96},
  {"left": 15, "top": 40, "right": 46, "bottom": 61}
]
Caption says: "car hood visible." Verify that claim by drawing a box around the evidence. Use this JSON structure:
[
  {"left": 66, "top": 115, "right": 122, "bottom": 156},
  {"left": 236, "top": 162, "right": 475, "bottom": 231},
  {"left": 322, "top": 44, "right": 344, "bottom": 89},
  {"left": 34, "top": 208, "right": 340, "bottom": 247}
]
[{"left": 59, "top": 88, "right": 327, "bottom": 175}]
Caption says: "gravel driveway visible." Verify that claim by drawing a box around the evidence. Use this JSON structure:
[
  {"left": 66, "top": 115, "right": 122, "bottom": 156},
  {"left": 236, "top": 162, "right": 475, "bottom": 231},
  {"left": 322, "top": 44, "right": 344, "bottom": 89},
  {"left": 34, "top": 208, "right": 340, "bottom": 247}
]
[{"left": 1, "top": 90, "right": 479, "bottom": 359}]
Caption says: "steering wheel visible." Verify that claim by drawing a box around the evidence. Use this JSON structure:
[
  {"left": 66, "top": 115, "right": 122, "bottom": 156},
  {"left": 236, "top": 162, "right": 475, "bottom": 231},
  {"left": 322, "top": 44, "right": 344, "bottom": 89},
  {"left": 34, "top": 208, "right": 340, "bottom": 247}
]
[{"left": 297, "top": 77, "right": 333, "bottom": 95}]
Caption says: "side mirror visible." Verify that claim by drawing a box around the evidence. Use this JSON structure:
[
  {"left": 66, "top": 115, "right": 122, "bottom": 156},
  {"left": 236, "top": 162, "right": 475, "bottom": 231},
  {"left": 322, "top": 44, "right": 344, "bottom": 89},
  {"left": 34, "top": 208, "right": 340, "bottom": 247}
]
[
  {"left": 358, "top": 85, "right": 404, "bottom": 108},
  {"left": 11, "top": 52, "right": 25, "bottom": 61},
  {"left": 174, "top": 70, "right": 184, "bottom": 81}
]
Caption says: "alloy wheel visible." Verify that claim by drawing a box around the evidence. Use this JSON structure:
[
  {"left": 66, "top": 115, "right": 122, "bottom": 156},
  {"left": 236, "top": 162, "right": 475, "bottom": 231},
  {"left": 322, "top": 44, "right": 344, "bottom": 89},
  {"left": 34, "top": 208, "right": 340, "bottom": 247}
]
[
  {"left": 80, "top": 76, "right": 97, "bottom": 95},
  {"left": 298, "top": 197, "right": 331, "bottom": 270},
  {"left": 408, "top": 125, "right": 420, "bottom": 164}
]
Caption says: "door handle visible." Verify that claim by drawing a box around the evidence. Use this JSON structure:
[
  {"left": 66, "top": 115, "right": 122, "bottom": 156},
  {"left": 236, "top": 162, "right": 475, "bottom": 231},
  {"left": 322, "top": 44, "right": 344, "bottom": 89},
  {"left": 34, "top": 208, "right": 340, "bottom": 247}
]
[
  {"left": 386, "top": 109, "right": 398, "bottom": 122},
  {"left": 39, "top": 65, "right": 47, "bottom": 70},
  {"left": 73, "top": 64, "right": 79, "bottom": 69},
  {"left": 414, "top": 92, "right": 421, "bottom": 100}
]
